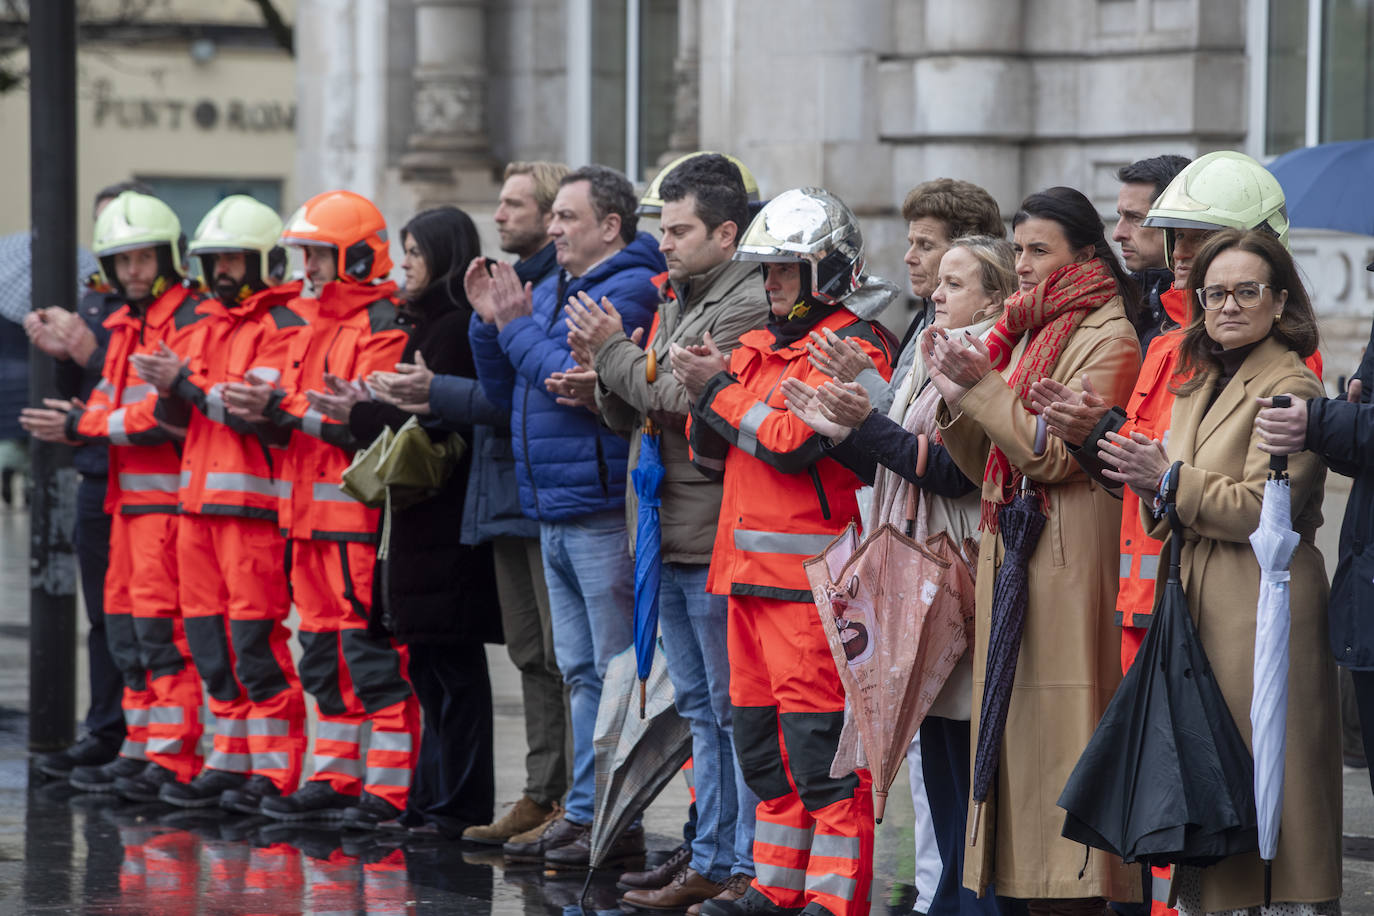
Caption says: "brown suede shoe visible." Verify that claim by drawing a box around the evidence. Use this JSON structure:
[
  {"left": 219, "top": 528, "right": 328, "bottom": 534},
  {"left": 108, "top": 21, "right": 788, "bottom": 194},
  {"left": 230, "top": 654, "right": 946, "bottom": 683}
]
[
  {"left": 617, "top": 842, "right": 691, "bottom": 890},
  {"left": 462, "top": 795, "right": 557, "bottom": 846},
  {"left": 688, "top": 872, "right": 753, "bottom": 915},
  {"left": 621, "top": 867, "right": 724, "bottom": 912}
]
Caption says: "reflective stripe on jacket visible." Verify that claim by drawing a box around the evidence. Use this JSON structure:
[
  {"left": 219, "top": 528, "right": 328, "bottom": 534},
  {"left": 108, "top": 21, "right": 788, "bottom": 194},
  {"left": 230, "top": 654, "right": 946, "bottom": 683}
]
[
  {"left": 265, "top": 280, "right": 409, "bottom": 541},
  {"left": 173, "top": 283, "right": 309, "bottom": 521},
  {"left": 67, "top": 283, "right": 208, "bottom": 515},
  {"left": 688, "top": 308, "right": 893, "bottom": 600}
]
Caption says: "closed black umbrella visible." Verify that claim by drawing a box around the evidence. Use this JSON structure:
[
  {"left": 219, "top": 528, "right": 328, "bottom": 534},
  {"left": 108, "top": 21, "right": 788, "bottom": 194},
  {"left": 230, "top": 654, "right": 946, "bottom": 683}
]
[
  {"left": 1058, "top": 483, "right": 1258, "bottom": 866},
  {"left": 969, "top": 480, "right": 1046, "bottom": 842}
]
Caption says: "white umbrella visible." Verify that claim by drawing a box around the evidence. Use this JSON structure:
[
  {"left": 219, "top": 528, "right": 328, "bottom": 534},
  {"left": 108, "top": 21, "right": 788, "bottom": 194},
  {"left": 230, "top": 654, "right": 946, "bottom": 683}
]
[{"left": 1248, "top": 414, "right": 1301, "bottom": 906}]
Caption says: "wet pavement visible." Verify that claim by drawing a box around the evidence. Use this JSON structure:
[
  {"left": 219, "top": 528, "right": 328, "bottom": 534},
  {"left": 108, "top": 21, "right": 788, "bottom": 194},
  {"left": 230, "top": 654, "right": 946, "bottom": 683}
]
[{"left": 0, "top": 499, "right": 1371, "bottom": 914}]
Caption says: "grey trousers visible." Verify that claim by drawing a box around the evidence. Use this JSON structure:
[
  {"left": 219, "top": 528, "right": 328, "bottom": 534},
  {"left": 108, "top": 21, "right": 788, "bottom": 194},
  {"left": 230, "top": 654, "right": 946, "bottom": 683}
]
[{"left": 492, "top": 536, "right": 569, "bottom": 807}]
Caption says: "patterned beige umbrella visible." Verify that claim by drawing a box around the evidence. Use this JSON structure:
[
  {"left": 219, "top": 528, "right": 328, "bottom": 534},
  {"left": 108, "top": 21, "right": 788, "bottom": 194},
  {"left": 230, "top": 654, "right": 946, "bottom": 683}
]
[{"left": 804, "top": 524, "right": 975, "bottom": 822}]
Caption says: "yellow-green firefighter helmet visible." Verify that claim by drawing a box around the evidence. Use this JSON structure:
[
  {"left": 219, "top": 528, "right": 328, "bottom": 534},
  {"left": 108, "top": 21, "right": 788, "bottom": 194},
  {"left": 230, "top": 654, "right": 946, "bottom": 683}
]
[
  {"left": 91, "top": 191, "right": 184, "bottom": 293},
  {"left": 188, "top": 195, "right": 286, "bottom": 286},
  {"left": 638, "top": 151, "right": 761, "bottom": 216},
  {"left": 1143, "top": 150, "right": 1290, "bottom": 249}
]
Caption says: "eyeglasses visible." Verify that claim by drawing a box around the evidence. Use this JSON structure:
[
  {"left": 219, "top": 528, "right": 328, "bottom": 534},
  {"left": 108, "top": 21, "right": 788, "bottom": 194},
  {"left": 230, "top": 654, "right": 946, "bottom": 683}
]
[{"left": 1196, "top": 281, "right": 1270, "bottom": 310}]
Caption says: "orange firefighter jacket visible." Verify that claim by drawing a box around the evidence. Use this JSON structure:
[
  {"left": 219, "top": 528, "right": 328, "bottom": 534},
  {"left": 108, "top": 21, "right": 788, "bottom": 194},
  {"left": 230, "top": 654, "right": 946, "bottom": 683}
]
[
  {"left": 66, "top": 282, "right": 208, "bottom": 515},
  {"left": 264, "top": 279, "right": 409, "bottom": 542},
  {"left": 170, "top": 283, "right": 310, "bottom": 521},
  {"left": 688, "top": 308, "right": 892, "bottom": 602}
]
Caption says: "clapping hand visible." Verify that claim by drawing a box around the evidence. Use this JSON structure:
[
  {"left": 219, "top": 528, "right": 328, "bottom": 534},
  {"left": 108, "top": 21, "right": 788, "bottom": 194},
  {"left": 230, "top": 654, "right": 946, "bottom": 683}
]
[
  {"left": 806, "top": 328, "right": 875, "bottom": 382},
  {"left": 922, "top": 326, "right": 993, "bottom": 407},
  {"left": 669, "top": 332, "right": 729, "bottom": 401},
  {"left": 305, "top": 373, "right": 369, "bottom": 422},
  {"left": 370, "top": 351, "right": 434, "bottom": 413},
  {"left": 129, "top": 342, "right": 187, "bottom": 393},
  {"left": 545, "top": 366, "right": 599, "bottom": 413},
  {"left": 19, "top": 398, "right": 81, "bottom": 444},
  {"left": 1026, "top": 375, "right": 1110, "bottom": 447},
  {"left": 816, "top": 380, "right": 872, "bottom": 428},
  {"left": 565, "top": 291, "right": 624, "bottom": 368},
  {"left": 1098, "top": 429, "right": 1170, "bottom": 501},
  {"left": 781, "top": 377, "right": 850, "bottom": 441}
]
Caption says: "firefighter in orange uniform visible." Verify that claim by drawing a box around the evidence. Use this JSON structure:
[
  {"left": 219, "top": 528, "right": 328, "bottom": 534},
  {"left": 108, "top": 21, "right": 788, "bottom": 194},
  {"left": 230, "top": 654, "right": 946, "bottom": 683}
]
[
  {"left": 22, "top": 190, "right": 208, "bottom": 800},
  {"left": 677, "top": 188, "right": 896, "bottom": 916},
  {"left": 221, "top": 190, "right": 420, "bottom": 827},
  {"left": 129, "top": 195, "right": 311, "bottom": 813}
]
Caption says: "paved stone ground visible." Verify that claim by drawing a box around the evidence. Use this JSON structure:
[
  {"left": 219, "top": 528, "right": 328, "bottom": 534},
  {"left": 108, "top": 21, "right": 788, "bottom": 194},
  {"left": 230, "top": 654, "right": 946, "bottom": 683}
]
[{"left": 0, "top": 496, "right": 1365, "bottom": 914}]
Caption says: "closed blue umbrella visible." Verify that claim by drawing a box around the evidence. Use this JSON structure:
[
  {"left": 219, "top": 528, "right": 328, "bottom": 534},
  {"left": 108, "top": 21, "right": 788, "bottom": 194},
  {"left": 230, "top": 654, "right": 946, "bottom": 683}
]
[
  {"left": 630, "top": 419, "right": 665, "bottom": 719},
  {"left": 1268, "top": 139, "right": 1374, "bottom": 236}
]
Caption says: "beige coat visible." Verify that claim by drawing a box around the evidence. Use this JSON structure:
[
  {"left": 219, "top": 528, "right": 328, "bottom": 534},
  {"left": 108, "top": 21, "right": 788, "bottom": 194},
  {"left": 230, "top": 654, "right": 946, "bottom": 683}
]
[
  {"left": 595, "top": 258, "right": 769, "bottom": 563},
  {"left": 1144, "top": 336, "right": 1340, "bottom": 911},
  {"left": 939, "top": 298, "right": 1142, "bottom": 901}
]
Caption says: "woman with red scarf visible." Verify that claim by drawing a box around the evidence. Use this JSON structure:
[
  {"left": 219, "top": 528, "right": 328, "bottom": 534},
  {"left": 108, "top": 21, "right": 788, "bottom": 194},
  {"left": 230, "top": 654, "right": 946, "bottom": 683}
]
[{"left": 924, "top": 187, "right": 1143, "bottom": 915}]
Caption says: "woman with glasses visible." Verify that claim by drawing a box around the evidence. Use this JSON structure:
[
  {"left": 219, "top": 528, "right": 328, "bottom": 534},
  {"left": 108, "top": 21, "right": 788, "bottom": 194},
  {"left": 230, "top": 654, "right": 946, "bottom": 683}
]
[{"left": 1101, "top": 228, "right": 1338, "bottom": 915}]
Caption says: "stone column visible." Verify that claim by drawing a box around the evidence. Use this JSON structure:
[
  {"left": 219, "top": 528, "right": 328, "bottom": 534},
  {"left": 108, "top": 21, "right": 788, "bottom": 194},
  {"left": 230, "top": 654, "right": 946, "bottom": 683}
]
[
  {"left": 399, "top": 0, "right": 497, "bottom": 206},
  {"left": 662, "top": 0, "right": 700, "bottom": 162}
]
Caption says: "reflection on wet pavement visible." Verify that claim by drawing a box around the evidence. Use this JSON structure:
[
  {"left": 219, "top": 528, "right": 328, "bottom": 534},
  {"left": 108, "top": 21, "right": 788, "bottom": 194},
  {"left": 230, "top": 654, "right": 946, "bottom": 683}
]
[
  {"left": 4, "top": 747, "right": 921, "bottom": 914},
  {"left": 0, "top": 506, "right": 921, "bottom": 914},
  {"left": 23, "top": 778, "right": 654, "bottom": 915}
]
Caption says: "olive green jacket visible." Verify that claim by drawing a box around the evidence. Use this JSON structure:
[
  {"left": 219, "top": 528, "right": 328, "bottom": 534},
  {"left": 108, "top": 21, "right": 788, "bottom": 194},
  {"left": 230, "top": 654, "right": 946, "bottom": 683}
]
[{"left": 595, "top": 257, "right": 768, "bottom": 564}]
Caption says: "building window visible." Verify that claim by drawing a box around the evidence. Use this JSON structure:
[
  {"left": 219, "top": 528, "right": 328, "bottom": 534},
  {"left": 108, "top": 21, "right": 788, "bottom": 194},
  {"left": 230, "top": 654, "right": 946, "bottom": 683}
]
[
  {"left": 1253, "top": 0, "right": 1374, "bottom": 157},
  {"left": 136, "top": 176, "right": 284, "bottom": 255},
  {"left": 569, "top": 0, "right": 677, "bottom": 180}
]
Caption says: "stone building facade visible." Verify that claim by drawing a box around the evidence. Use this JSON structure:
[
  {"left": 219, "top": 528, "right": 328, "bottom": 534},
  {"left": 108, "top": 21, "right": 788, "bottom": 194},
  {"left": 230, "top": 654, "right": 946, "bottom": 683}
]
[{"left": 297, "top": 0, "right": 1373, "bottom": 377}]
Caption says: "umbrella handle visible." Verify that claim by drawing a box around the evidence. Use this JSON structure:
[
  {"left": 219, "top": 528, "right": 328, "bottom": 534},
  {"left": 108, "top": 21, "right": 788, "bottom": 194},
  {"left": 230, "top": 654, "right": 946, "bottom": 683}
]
[{"left": 1268, "top": 395, "right": 1290, "bottom": 475}]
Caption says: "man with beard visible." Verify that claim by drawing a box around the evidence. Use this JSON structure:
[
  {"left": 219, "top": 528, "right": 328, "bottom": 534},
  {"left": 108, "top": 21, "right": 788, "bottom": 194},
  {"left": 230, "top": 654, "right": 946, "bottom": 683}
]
[
  {"left": 129, "top": 195, "right": 311, "bottom": 813},
  {"left": 460, "top": 160, "right": 575, "bottom": 846},
  {"left": 22, "top": 190, "right": 209, "bottom": 799}
]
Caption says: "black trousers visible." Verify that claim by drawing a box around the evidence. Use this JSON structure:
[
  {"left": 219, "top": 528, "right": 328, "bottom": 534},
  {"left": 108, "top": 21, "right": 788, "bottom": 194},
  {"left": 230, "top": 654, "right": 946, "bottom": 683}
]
[
  {"left": 921, "top": 716, "right": 1025, "bottom": 916},
  {"left": 405, "top": 641, "right": 495, "bottom": 836},
  {"left": 1348, "top": 668, "right": 1374, "bottom": 796},
  {"left": 76, "top": 476, "right": 123, "bottom": 744}
]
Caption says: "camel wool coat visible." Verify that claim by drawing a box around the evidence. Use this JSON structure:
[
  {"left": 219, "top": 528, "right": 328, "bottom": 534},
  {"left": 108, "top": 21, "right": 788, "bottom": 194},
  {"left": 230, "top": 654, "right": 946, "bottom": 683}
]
[
  {"left": 938, "top": 298, "right": 1142, "bottom": 901},
  {"left": 1144, "top": 335, "right": 1340, "bottom": 911}
]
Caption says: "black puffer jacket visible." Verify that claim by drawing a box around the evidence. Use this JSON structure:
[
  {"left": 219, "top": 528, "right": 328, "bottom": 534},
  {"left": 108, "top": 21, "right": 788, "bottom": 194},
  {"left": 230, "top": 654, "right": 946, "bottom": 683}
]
[
  {"left": 1308, "top": 316, "right": 1374, "bottom": 669},
  {"left": 348, "top": 296, "right": 500, "bottom": 645}
]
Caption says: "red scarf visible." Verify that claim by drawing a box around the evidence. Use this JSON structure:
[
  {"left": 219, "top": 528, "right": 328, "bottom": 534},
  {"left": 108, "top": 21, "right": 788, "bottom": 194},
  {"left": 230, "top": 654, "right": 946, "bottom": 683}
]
[{"left": 980, "top": 258, "right": 1118, "bottom": 531}]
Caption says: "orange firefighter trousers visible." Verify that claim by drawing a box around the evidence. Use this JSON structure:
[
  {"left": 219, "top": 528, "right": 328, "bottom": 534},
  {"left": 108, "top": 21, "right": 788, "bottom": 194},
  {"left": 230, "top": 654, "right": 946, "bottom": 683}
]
[
  {"left": 104, "top": 512, "right": 203, "bottom": 781},
  {"left": 728, "top": 593, "right": 874, "bottom": 916},
  {"left": 177, "top": 514, "right": 307, "bottom": 793},
  {"left": 289, "top": 538, "right": 419, "bottom": 811}
]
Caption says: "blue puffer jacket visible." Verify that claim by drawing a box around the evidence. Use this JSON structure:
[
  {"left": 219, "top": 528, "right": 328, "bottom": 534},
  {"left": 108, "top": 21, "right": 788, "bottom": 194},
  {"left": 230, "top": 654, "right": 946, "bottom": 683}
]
[{"left": 470, "top": 232, "right": 663, "bottom": 521}]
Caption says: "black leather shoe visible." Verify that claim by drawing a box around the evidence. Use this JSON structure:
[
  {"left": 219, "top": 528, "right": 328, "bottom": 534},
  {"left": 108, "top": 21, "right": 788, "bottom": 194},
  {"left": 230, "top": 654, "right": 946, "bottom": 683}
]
[
  {"left": 260, "top": 780, "right": 357, "bottom": 824},
  {"left": 115, "top": 761, "right": 180, "bottom": 803},
  {"left": 160, "top": 768, "right": 248, "bottom": 808},
  {"left": 700, "top": 887, "right": 803, "bottom": 916},
  {"left": 35, "top": 735, "right": 121, "bottom": 779},
  {"left": 220, "top": 774, "right": 281, "bottom": 815},
  {"left": 545, "top": 822, "right": 645, "bottom": 871},
  {"left": 340, "top": 791, "right": 403, "bottom": 831},
  {"left": 502, "top": 816, "right": 586, "bottom": 864},
  {"left": 69, "top": 755, "right": 146, "bottom": 794},
  {"left": 618, "top": 842, "right": 691, "bottom": 890}
]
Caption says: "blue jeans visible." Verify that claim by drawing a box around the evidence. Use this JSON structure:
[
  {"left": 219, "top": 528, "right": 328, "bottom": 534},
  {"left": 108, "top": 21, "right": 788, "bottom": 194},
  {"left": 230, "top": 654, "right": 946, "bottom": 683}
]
[
  {"left": 541, "top": 511, "right": 635, "bottom": 825},
  {"left": 657, "top": 563, "right": 758, "bottom": 882}
]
